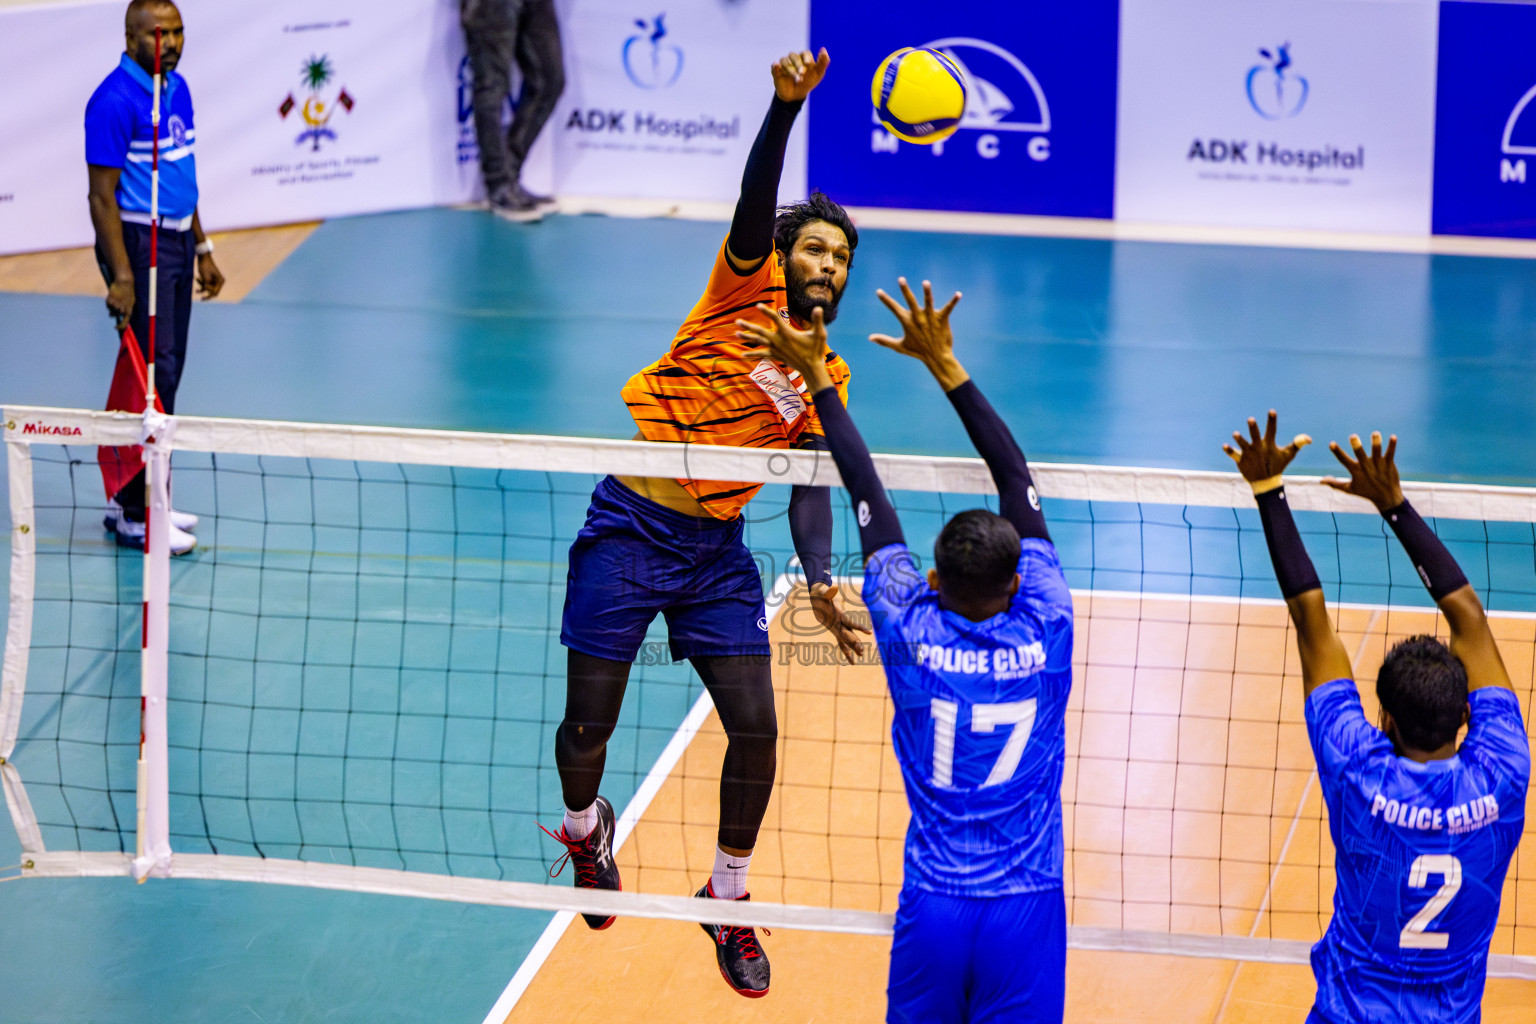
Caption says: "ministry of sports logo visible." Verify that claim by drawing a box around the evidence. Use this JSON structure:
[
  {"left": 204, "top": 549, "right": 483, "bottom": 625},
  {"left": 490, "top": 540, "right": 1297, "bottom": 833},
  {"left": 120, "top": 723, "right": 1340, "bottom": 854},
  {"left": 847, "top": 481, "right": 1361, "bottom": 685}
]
[
  {"left": 1246, "top": 43, "right": 1309, "bottom": 121},
  {"left": 623, "top": 14, "right": 683, "bottom": 90},
  {"left": 871, "top": 37, "right": 1051, "bottom": 162},
  {"left": 279, "top": 54, "right": 355, "bottom": 151}
]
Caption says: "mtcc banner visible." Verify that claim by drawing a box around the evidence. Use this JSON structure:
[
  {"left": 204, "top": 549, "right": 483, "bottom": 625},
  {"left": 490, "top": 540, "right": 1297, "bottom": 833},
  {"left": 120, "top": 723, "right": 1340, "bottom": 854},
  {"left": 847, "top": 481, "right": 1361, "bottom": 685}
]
[
  {"left": 1432, "top": 1, "right": 1536, "bottom": 239},
  {"left": 807, "top": 0, "right": 1119, "bottom": 218}
]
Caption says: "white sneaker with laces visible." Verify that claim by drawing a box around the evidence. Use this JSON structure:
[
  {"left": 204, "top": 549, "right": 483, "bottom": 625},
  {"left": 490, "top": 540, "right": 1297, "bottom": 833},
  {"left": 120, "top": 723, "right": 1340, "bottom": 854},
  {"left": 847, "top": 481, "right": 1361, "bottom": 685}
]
[
  {"left": 108, "top": 514, "right": 197, "bottom": 555},
  {"left": 105, "top": 500, "right": 197, "bottom": 533}
]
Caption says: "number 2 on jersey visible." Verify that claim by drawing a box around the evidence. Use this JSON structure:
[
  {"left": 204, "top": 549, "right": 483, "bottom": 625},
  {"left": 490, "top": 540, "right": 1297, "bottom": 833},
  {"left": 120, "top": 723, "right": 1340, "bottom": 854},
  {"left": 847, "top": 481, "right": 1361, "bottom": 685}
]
[
  {"left": 1400, "top": 854, "right": 1461, "bottom": 950},
  {"left": 930, "top": 698, "right": 1038, "bottom": 788}
]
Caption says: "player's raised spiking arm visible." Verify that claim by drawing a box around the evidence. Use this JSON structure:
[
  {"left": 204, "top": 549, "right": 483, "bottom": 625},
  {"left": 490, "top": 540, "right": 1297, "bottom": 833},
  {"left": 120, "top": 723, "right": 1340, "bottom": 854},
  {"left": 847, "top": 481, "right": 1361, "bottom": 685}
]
[{"left": 543, "top": 47, "right": 868, "bottom": 1000}]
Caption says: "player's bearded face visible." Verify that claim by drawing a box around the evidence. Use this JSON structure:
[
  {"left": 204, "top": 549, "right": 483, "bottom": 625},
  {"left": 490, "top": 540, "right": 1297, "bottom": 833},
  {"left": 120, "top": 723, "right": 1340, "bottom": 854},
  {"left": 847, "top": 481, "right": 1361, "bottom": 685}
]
[{"left": 783, "top": 224, "right": 850, "bottom": 325}]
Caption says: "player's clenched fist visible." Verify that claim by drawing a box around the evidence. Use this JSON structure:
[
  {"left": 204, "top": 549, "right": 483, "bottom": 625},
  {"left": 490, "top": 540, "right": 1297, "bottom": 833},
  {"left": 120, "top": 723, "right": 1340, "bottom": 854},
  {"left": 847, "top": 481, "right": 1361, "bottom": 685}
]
[{"left": 772, "top": 48, "right": 830, "bottom": 102}]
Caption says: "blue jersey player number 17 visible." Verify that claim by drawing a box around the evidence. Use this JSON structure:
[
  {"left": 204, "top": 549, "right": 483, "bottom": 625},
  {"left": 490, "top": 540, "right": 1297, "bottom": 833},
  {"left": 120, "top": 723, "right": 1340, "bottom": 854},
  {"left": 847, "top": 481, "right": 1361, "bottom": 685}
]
[{"left": 738, "top": 274, "right": 1074, "bottom": 1024}]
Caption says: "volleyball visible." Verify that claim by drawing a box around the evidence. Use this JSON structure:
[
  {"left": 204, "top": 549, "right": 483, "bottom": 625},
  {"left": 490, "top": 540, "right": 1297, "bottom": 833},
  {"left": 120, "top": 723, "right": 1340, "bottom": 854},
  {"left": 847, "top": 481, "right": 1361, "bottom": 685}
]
[{"left": 871, "top": 46, "right": 968, "bottom": 145}]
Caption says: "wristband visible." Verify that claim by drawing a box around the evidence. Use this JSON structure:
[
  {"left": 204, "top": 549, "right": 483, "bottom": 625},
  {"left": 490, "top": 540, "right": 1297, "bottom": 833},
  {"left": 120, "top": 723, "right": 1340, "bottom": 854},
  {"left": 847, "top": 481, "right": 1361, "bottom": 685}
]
[
  {"left": 1249, "top": 474, "right": 1284, "bottom": 495},
  {"left": 195, "top": 239, "right": 214, "bottom": 256}
]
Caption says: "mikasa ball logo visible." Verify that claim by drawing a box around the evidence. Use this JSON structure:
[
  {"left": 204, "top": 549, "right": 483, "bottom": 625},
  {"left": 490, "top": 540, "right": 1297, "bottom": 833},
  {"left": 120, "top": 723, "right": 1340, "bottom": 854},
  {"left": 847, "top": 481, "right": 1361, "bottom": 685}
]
[{"left": 871, "top": 38, "right": 1051, "bottom": 162}]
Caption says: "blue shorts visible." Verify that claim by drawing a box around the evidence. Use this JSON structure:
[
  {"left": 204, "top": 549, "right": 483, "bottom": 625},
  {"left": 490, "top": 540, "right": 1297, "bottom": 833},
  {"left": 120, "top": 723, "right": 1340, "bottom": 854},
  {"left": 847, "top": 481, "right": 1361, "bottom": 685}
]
[
  {"left": 560, "top": 476, "right": 770, "bottom": 662},
  {"left": 887, "top": 886, "right": 1066, "bottom": 1024}
]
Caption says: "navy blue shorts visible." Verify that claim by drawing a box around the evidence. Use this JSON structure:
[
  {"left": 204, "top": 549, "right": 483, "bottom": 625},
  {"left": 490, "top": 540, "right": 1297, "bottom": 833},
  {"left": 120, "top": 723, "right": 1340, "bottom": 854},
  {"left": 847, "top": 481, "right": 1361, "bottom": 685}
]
[
  {"left": 887, "top": 886, "right": 1066, "bottom": 1024},
  {"left": 560, "top": 476, "right": 770, "bottom": 662}
]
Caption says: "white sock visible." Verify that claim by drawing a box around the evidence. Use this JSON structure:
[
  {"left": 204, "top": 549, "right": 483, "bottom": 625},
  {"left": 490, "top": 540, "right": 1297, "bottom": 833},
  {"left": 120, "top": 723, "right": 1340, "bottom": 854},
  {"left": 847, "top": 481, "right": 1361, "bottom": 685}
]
[
  {"left": 711, "top": 847, "right": 751, "bottom": 900},
  {"left": 563, "top": 802, "right": 598, "bottom": 841}
]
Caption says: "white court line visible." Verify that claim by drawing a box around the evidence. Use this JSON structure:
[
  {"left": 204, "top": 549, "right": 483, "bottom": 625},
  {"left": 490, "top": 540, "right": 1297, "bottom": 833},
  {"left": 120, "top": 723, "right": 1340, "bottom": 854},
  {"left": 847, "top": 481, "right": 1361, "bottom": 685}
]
[{"left": 478, "top": 575, "right": 791, "bottom": 1024}]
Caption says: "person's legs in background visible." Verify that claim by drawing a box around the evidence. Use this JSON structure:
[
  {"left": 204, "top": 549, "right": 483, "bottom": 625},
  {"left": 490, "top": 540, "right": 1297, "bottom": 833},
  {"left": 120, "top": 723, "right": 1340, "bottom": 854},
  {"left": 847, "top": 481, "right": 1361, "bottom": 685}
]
[
  {"left": 462, "top": 0, "right": 534, "bottom": 220},
  {"left": 504, "top": 0, "right": 563, "bottom": 205}
]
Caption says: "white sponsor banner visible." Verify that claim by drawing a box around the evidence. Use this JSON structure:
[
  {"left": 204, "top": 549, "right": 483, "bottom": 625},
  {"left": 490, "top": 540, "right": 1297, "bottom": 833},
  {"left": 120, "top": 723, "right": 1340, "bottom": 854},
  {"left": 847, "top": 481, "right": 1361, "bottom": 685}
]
[
  {"left": 0, "top": 0, "right": 807, "bottom": 255},
  {"left": 0, "top": 0, "right": 557, "bottom": 255},
  {"left": 1115, "top": 0, "right": 1439, "bottom": 234},
  {"left": 553, "top": 0, "right": 808, "bottom": 203},
  {"left": 0, "top": 0, "right": 124, "bottom": 255},
  {"left": 175, "top": 0, "right": 508, "bottom": 230}
]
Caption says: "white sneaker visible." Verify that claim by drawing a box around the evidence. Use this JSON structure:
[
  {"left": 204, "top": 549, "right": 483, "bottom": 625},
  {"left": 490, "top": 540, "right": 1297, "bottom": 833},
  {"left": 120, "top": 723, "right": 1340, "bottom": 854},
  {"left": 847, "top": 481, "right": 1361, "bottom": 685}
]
[
  {"left": 108, "top": 515, "right": 197, "bottom": 556},
  {"left": 105, "top": 500, "right": 197, "bottom": 533}
]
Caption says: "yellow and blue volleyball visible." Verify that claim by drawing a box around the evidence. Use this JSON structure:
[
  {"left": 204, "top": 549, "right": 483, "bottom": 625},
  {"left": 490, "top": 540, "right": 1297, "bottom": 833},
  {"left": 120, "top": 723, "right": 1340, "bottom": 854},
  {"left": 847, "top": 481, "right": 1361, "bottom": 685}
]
[{"left": 871, "top": 47, "right": 968, "bottom": 145}]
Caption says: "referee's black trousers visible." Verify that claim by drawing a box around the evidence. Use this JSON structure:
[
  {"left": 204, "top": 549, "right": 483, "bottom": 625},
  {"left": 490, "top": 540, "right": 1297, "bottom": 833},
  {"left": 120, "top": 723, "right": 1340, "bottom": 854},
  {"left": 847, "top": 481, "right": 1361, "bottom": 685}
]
[{"left": 98, "top": 221, "right": 196, "bottom": 518}]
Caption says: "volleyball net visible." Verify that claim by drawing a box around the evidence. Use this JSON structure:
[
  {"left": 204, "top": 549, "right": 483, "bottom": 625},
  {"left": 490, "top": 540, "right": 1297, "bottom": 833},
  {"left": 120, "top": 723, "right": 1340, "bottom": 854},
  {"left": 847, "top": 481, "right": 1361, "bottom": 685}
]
[{"left": 3, "top": 406, "right": 1533, "bottom": 974}]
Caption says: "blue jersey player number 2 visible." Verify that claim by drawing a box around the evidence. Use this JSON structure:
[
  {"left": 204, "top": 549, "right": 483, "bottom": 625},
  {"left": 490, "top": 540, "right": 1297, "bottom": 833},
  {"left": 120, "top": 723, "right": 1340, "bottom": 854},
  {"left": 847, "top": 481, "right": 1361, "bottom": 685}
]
[{"left": 1225, "top": 413, "right": 1530, "bottom": 1023}]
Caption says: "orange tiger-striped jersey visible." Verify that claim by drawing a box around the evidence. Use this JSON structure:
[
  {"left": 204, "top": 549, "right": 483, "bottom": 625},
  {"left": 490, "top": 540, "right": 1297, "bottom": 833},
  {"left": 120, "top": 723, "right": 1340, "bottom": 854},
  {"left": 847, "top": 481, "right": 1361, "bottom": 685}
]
[{"left": 621, "top": 238, "right": 852, "bottom": 520}]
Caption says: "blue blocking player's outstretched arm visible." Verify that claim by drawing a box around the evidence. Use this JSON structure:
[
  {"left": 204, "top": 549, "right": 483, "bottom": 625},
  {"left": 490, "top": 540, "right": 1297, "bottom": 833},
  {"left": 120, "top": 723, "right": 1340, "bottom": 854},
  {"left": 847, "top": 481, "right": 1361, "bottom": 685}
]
[
  {"left": 740, "top": 281, "right": 1075, "bottom": 1024},
  {"left": 1226, "top": 415, "right": 1530, "bottom": 1024}
]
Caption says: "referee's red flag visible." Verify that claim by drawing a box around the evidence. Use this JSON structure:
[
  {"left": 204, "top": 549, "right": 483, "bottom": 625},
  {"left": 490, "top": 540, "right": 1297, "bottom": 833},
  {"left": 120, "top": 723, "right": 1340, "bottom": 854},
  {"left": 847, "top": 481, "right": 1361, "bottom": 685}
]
[{"left": 99, "top": 324, "right": 163, "bottom": 500}]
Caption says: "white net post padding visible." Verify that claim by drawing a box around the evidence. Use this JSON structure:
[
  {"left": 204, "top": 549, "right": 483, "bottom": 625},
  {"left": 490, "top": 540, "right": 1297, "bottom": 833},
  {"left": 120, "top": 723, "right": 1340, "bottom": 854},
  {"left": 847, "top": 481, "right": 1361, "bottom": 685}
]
[
  {"left": 2, "top": 422, "right": 44, "bottom": 856},
  {"left": 132, "top": 413, "right": 174, "bottom": 881}
]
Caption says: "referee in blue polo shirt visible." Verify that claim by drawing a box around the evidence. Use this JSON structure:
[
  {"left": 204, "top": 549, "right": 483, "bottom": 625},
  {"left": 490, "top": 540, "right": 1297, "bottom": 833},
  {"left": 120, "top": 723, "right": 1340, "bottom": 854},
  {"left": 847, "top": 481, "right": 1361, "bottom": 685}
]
[{"left": 87, "top": 0, "right": 221, "bottom": 548}]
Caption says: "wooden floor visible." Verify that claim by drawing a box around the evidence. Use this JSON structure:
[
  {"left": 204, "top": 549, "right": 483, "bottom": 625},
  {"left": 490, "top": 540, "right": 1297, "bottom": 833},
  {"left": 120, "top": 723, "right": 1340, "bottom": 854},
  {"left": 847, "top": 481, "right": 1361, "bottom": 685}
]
[
  {"left": 0, "top": 222, "right": 318, "bottom": 303},
  {"left": 506, "top": 589, "right": 1536, "bottom": 1023}
]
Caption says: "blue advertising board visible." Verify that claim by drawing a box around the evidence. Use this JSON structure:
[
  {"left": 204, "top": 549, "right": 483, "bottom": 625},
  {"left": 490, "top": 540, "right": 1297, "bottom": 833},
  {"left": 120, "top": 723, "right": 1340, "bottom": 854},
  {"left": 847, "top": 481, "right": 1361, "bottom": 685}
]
[
  {"left": 1432, "top": 2, "right": 1536, "bottom": 238},
  {"left": 807, "top": 2, "right": 1119, "bottom": 218}
]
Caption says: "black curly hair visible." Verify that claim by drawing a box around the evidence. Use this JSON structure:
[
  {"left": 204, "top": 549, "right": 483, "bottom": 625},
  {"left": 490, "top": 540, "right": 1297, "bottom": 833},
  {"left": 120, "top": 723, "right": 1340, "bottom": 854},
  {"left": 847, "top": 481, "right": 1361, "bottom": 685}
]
[
  {"left": 1377, "top": 634, "right": 1469, "bottom": 752},
  {"left": 773, "top": 191, "right": 858, "bottom": 264}
]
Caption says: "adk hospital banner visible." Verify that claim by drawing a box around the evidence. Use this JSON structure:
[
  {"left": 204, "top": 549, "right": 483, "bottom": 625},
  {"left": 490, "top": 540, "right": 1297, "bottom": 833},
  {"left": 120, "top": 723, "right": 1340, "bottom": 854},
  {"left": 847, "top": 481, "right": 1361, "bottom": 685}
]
[{"left": 1114, "top": 0, "right": 1440, "bottom": 235}]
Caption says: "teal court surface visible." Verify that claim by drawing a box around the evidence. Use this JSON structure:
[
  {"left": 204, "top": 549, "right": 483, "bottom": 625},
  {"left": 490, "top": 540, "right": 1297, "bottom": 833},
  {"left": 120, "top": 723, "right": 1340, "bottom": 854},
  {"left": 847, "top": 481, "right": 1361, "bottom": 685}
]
[{"left": 3, "top": 208, "right": 1536, "bottom": 1023}]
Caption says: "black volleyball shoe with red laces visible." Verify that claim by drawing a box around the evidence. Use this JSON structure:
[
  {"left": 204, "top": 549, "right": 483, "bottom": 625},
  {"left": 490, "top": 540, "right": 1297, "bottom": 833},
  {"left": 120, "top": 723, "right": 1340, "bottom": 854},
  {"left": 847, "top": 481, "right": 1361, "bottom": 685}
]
[
  {"left": 695, "top": 882, "right": 771, "bottom": 997},
  {"left": 540, "top": 796, "right": 621, "bottom": 930}
]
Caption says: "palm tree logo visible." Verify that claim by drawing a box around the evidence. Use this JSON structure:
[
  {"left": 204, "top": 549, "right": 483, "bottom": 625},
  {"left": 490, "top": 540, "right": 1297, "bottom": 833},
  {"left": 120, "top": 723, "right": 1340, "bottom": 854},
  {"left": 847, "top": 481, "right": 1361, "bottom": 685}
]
[
  {"left": 279, "top": 54, "right": 355, "bottom": 150},
  {"left": 1246, "top": 43, "right": 1309, "bottom": 121}
]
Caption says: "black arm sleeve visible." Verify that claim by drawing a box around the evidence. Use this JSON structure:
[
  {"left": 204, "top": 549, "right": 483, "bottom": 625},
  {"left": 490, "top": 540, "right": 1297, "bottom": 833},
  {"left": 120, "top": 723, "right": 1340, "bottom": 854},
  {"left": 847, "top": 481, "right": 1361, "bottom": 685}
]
[
  {"left": 946, "top": 380, "right": 1050, "bottom": 542},
  {"left": 1382, "top": 499, "right": 1469, "bottom": 601},
  {"left": 726, "top": 96, "right": 803, "bottom": 266},
  {"left": 811, "top": 388, "right": 905, "bottom": 559},
  {"left": 1255, "top": 486, "right": 1323, "bottom": 599},
  {"left": 788, "top": 436, "right": 833, "bottom": 587}
]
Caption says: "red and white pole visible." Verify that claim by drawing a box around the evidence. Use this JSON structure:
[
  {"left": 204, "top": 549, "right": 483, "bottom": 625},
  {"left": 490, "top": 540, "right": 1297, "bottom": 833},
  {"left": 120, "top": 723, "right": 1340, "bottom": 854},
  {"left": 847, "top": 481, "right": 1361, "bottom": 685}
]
[{"left": 133, "top": 26, "right": 172, "bottom": 882}]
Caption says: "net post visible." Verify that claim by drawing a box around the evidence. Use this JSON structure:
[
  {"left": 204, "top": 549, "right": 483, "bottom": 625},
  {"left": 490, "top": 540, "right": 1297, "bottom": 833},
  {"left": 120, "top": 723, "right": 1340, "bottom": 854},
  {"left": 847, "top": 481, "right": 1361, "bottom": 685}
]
[
  {"left": 130, "top": 418, "right": 173, "bottom": 881},
  {"left": 132, "top": 28, "right": 169, "bottom": 884},
  {"left": 1, "top": 419, "right": 45, "bottom": 857}
]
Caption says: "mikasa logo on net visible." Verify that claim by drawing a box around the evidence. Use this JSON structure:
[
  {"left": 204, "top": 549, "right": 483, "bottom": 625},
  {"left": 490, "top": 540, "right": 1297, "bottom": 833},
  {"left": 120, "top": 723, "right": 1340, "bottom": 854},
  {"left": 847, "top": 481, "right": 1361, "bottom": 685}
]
[
  {"left": 14, "top": 421, "right": 83, "bottom": 437},
  {"left": 872, "top": 38, "right": 1051, "bottom": 162}
]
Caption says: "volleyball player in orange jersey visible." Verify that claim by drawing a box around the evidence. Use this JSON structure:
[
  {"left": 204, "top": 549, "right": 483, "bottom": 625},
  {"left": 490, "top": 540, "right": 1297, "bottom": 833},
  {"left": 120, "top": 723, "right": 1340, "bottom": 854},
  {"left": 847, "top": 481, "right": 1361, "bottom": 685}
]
[{"left": 541, "top": 48, "right": 867, "bottom": 997}]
